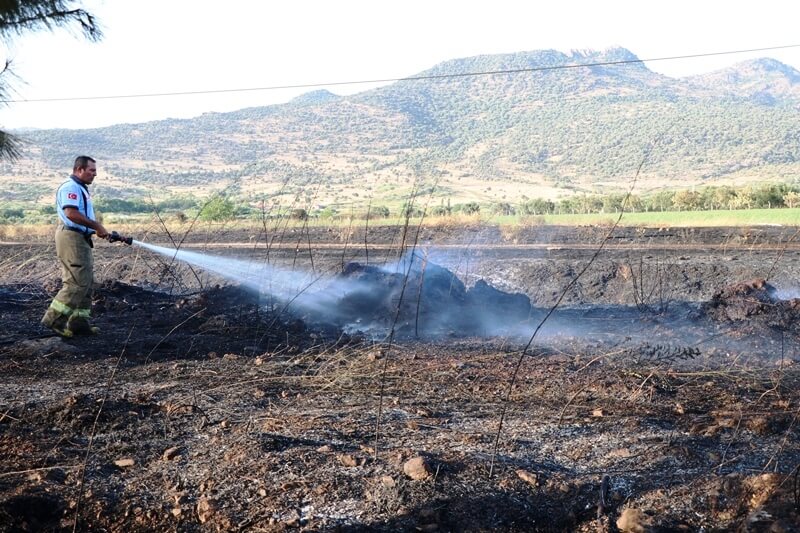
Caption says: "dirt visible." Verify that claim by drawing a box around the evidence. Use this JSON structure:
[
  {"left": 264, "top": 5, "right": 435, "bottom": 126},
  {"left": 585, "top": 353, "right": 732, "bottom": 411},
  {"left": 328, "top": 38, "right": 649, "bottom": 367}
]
[{"left": 1, "top": 223, "right": 799, "bottom": 532}]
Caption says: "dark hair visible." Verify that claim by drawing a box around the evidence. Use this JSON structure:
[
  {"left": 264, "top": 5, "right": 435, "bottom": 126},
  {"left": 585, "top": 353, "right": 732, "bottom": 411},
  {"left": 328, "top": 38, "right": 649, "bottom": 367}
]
[{"left": 73, "top": 155, "right": 96, "bottom": 171}]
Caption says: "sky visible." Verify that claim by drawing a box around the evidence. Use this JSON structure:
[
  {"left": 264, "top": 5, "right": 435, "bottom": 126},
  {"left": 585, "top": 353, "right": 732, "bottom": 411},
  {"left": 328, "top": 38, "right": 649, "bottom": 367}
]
[{"left": 1, "top": 0, "right": 799, "bottom": 130}]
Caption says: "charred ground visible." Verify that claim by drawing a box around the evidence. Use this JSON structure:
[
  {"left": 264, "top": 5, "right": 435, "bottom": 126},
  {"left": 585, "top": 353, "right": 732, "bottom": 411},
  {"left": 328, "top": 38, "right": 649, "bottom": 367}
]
[{"left": 0, "top": 224, "right": 799, "bottom": 532}]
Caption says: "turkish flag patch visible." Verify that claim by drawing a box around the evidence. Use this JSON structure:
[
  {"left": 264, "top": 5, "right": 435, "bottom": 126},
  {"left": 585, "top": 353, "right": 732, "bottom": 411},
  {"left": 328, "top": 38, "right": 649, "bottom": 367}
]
[{"left": 67, "top": 192, "right": 78, "bottom": 200}]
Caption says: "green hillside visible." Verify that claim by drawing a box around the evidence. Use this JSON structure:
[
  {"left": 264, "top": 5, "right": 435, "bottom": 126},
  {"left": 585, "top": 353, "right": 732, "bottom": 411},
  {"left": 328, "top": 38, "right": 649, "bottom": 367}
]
[{"left": 3, "top": 48, "right": 800, "bottom": 210}]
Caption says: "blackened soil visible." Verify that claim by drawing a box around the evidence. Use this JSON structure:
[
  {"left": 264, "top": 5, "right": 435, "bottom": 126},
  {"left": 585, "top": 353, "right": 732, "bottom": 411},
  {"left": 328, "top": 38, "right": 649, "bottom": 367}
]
[{"left": 1, "top": 224, "right": 799, "bottom": 531}]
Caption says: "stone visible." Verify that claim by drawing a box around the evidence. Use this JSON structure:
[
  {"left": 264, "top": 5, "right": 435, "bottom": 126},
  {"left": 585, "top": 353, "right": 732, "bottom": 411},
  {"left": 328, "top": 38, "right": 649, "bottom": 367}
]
[
  {"left": 403, "top": 456, "right": 432, "bottom": 480},
  {"left": 515, "top": 469, "right": 539, "bottom": 487},
  {"left": 616, "top": 508, "right": 652, "bottom": 533},
  {"left": 338, "top": 454, "right": 358, "bottom": 467},
  {"left": 19, "top": 338, "right": 79, "bottom": 357},
  {"left": 163, "top": 447, "right": 181, "bottom": 461},
  {"left": 196, "top": 497, "right": 216, "bottom": 524}
]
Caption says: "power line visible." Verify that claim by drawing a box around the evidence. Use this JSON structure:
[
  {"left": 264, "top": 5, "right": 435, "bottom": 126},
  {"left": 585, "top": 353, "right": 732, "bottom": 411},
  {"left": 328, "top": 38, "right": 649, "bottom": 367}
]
[{"left": 4, "top": 44, "right": 800, "bottom": 104}]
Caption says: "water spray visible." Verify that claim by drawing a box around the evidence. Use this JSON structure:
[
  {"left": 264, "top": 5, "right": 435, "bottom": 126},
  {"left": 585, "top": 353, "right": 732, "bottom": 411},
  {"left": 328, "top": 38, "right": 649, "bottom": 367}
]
[
  {"left": 122, "top": 241, "right": 547, "bottom": 338},
  {"left": 132, "top": 240, "right": 325, "bottom": 302}
]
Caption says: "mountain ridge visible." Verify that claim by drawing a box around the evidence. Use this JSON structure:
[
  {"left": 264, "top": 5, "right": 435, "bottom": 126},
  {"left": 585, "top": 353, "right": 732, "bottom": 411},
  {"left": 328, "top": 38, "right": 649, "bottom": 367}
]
[{"left": 4, "top": 47, "right": 800, "bottom": 208}]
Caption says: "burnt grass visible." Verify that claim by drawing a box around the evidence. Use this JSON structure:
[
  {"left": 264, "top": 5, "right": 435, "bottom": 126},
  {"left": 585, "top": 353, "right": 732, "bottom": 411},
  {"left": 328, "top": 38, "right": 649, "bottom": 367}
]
[{"left": 1, "top": 224, "right": 799, "bottom": 532}]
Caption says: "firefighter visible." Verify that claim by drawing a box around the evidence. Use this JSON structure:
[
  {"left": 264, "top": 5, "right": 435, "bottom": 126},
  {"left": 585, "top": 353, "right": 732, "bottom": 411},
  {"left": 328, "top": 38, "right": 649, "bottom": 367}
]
[{"left": 41, "top": 156, "right": 109, "bottom": 337}]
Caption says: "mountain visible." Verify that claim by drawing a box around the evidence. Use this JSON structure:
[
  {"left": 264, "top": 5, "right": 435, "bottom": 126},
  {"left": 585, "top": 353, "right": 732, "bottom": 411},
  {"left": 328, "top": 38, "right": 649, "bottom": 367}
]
[
  {"left": 3, "top": 47, "right": 800, "bottom": 209},
  {"left": 288, "top": 89, "right": 341, "bottom": 106},
  {"left": 687, "top": 58, "right": 800, "bottom": 103}
]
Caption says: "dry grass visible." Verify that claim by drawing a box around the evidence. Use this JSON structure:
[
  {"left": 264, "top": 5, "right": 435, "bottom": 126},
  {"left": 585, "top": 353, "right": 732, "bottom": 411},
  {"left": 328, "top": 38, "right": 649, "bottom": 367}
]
[{"left": 0, "top": 224, "right": 56, "bottom": 242}]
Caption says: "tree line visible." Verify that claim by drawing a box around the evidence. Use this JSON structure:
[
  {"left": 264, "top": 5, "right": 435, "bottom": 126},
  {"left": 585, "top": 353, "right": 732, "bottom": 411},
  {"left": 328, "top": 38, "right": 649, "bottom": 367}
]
[{"left": 3, "top": 182, "right": 799, "bottom": 224}]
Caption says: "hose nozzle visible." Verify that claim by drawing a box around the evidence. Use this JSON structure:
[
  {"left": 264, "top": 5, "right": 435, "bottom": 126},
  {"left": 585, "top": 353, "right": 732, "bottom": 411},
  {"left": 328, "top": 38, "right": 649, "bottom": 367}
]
[{"left": 108, "top": 231, "right": 133, "bottom": 245}]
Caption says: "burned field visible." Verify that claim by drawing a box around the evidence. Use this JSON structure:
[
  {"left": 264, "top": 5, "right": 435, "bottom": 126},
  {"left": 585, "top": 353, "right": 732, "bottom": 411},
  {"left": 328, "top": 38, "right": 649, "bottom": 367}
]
[{"left": 1, "top": 224, "right": 799, "bottom": 532}]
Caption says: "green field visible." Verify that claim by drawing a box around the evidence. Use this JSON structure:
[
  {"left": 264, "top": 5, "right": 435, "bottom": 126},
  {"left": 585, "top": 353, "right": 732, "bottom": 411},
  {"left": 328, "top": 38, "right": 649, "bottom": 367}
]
[{"left": 478, "top": 208, "right": 800, "bottom": 227}]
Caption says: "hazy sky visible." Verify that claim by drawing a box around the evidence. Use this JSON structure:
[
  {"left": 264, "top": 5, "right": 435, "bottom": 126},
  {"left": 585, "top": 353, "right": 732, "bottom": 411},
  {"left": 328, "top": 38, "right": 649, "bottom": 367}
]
[{"left": 1, "top": 0, "right": 798, "bottom": 130}]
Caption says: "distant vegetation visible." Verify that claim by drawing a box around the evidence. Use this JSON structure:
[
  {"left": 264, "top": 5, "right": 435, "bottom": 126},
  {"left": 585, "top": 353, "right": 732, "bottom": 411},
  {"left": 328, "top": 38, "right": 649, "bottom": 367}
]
[
  {"left": 4, "top": 183, "right": 800, "bottom": 226},
  {"left": 3, "top": 47, "right": 800, "bottom": 216}
]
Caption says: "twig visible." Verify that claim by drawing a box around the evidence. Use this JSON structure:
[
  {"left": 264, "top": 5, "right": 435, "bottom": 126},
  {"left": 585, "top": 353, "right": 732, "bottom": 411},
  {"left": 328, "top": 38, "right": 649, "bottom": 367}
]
[
  {"left": 364, "top": 198, "right": 372, "bottom": 266},
  {"left": 148, "top": 194, "right": 203, "bottom": 288},
  {"left": 761, "top": 405, "right": 800, "bottom": 473},
  {"left": 717, "top": 410, "right": 743, "bottom": 475},
  {"left": 597, "top": 474, "right": 610, "bottom": 519},
  {"left": 143, "top": 308, "right": 207, "bottom": 365},
  {"left": 0, "top": 465, "right": 80, "bottom": 479},
  {"left": 375, "top": 181, "right": 430, "bottom": 459},
  {"left": 0, "top": 409, "right": 20, "bottom": 423},
  {"left": 489, "top": 131, "right": 667, "bottom": 477},
  {"left": 558, "top": 376, "right": 602, "bottom": 425},
  {"left": 72, "top": 323, "right": 136, "bottom": 533},
  {"left": 415, "top": 253, "right": 428, "bottom": 338}
]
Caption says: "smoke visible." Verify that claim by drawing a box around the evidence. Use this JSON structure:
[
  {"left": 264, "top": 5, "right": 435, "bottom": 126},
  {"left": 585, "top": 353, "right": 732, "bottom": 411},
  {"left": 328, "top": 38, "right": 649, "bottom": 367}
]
[
  {"left": 131, "top": 241, "right": 799, "bottom": 359},
  {"left": 133, "top": 241, "right": 537, "bottom": 339},
  {"left": 771, "top": 285, "right": 800, "bottom": 300}
]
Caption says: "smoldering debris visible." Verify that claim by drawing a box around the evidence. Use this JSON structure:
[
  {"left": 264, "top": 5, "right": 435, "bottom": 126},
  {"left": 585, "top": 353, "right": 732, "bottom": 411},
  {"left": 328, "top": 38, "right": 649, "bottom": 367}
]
[
  {"left": 291, "top": 257, "right": 533, "bottom": 338},
  {"left": 701, "top": 278, "right": 800, "bottom": 331}
]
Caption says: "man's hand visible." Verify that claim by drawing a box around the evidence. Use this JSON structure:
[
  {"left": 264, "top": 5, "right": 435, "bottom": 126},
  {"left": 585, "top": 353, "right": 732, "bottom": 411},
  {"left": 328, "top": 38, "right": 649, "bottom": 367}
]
[{"left": 95, "top": 225, "right": 109, "bottom": 239}]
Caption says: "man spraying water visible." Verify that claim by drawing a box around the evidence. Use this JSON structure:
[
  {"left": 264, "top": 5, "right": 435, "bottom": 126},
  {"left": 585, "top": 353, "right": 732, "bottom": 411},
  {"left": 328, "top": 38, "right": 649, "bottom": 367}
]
[{"left": 41, "top": 156, "right": 132, "bottom": 338}]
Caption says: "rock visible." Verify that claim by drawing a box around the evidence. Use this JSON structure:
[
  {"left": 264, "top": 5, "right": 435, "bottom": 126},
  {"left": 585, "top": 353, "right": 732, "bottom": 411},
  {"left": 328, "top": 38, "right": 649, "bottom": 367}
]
[
  {"left": 616, "top": 508, "right": 652, "bottom": 533},
  {"left": 196, "top": 497, "right": 216, "bottom": 524},
  {"left": 163, "top": 447, "right": 181, "bottom": 461},
  {"left": 19, "top": 337, "right": 79, "bottom": 357},
  {"left": 746, "top": 473, "right": 780, "bottom": 508},
  {"left": 515, "top": 469, "right": 539, "bottom": 487},
  {"left": 27, "top": 467, "right": 66, "bottom": 484},
  {"left": 316, "top": 445, "right": 333, "bottom": 453},
  {"left": 338, "top": 454, "right": 358, "bottom": 467},
  {"left": 403, "top": 456, "right": 432, "bottom": 480},
  {"left": 609, "top": 448, "right": 632, "bottom": 458},
  {"left": 114, "top": 458, "right": 135, "bottom": 468}
]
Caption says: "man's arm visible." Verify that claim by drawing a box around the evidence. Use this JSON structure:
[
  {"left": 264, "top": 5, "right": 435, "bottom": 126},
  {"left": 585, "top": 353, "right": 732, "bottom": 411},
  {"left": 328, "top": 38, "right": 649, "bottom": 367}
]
[{"left": 63, "top": 207, "right": 109, "bottom": 238}]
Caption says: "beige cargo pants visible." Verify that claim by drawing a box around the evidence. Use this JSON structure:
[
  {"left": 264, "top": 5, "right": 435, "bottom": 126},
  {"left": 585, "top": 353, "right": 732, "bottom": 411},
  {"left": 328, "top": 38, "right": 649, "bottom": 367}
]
[{"left": 41, "top": 226, "right": 96, "bottom": 335}]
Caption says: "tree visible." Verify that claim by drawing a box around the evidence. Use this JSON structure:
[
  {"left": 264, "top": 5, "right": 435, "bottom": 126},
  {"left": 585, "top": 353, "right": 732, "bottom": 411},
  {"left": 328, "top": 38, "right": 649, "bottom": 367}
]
[
  {"left": 672, "top": 190, "right": 701, "bottom": 211},
  {"left": 290, "top": 208, "right": 308, "bottom": 220},
  {"left": 460, "top": 202, "right": 480, "bottom": 215},
  {"left": 199, "top": 193, "right": 236, "bottom": 221},
  {"left": 645, "top": 191, "right": 675, "bottom": 212},
  {"left": 369, "top": 205, "right": 390, "bottom": 218},
  {"left": 490, "top": 202, "right": 515, "bottom": 216},
  {"left": 520, "top": 198, "right": 554, "bottom": 215},
  {"left": 0, "top": 1, "right": 101, "bottom": 159},
  {"left": 784, "top": 191, "right": 800, "bottom": 209}
]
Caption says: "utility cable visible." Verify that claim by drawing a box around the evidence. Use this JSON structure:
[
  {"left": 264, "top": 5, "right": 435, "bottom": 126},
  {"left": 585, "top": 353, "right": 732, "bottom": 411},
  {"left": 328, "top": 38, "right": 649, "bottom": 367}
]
[{"left": 3, "top": 44, "right": 799, "bottom": 104}]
